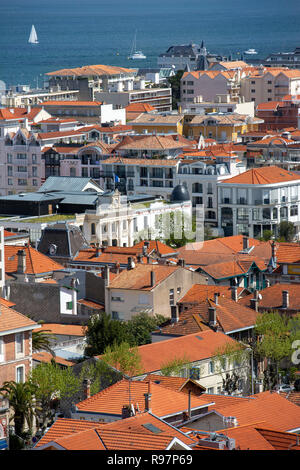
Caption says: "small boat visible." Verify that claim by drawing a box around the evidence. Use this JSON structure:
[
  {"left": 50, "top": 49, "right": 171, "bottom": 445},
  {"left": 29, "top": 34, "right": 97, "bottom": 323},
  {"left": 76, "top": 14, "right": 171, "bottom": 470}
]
[
  {"left": 244, "top": 48, "right": 257, "bottom": 55},
  {"left": 128, "top": 31, "right": 146, "bottom": 60},
  {"left": 28, "top": 25, "right": 39, "bottom": 44}
]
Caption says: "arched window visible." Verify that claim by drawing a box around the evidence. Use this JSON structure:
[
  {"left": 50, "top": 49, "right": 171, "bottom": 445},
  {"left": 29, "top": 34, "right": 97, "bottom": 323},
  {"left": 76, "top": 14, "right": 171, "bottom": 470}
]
[{"left": 91, "top": 223, "right": 96, "bottom": 235}]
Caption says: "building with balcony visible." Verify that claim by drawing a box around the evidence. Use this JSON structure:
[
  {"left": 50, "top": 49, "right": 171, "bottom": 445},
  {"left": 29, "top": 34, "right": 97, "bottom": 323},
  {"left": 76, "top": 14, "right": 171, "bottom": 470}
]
[
  {"left": 240, "top": 68, "right": 300, "bottom": 106},
  {"left": 0, "top": 127, "right": 44, "bottom": 196},
  {"left": 256, "top": 95, "right": 300, "bottom": 131},
  {"left": 183, "top": 113, "right": 263, "bottom": 143},
  {"left": 45, "top": 64, "right": 137, "bottom": 101},
  {"left": 218, "top": 166, "right": 300, "bottom": 238}
]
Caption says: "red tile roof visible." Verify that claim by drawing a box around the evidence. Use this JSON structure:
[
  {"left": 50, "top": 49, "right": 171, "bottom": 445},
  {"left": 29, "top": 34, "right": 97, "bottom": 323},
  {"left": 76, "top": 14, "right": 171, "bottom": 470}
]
[
  {"left": 0, "top": 304, "right": 39, "bottom": 334},
  {"left": 178, "top": 285, "right": 245, "bottom": 304},
  {"left": 38, "top": 323, "right": 85, "bottom": 337},
  {"left": 75, "top": 378, "right": 212, "bottom": 417},
  {"left": 210, "top": 391, "right": 300, "bottom": 432},
  {"left": 108, "top": 264, "right": 180, "bottom": 291},
  {"left": 112, "top": 330, "right": 242, "bottom": 376},
  {"left": 41, "top": 101, "right": 102, "bottom": 106},
  {"left": 5, "top": 245, "right": 64, "bottom": 275},
  {"left": 46, "top": 64, "right": 135, "bottom": 77},
  {"left": 239, "top": 283, "right": 300, "bottom": 312},
  {"left": 32, "top": 352, "right": 74, "bottom": 367},
  {"left": 222, "top": 166, "right": 300, "bottom": 185}
]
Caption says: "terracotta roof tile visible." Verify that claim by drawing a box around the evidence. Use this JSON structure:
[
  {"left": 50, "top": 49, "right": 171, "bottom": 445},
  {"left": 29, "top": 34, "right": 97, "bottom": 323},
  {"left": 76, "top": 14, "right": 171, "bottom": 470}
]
[
  {"left": 5, "top": 245, "right": 64, "bottom": 275},
  {"left": 38, "top": 323, "right": 85, "bottom": 337},
  {"left": 32, "top": 352, "right": 74, "bottom": 367},
  {"left": 0, "top": 304, "right": 39, "bottom": 334},
  {"left": 46, "top": 64, "right": 135, "bottom": 77},
  {"left": 75, "top": 378, "right": 211, "bottom": 417},
  {"left": 239, "top": 283, "right": 300, "bottom": 312},
  {"left": 222, "top": 166, "right": 300, "bottom": 185},
  {"left": 108, "top": 264, "right": 180, "bottom": 290}
]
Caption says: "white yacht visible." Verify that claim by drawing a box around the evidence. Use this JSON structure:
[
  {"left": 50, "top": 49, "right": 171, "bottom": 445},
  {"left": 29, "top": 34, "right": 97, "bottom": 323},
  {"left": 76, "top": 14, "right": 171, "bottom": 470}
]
[
  {"left": 244, "top": 48, "right": 257, "bottom": 55},
  {"left": 28, "top": 25, "right": 39, "bottom": 44},
  {"left": 128, "top": 32, "right": 146, "bottom": 59}
]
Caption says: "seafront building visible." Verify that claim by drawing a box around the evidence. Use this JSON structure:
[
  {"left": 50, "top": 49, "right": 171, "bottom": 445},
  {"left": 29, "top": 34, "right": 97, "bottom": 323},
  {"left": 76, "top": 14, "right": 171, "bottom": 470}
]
[{"left": 218, "top": 166, "right": 300, "bottom": 238}]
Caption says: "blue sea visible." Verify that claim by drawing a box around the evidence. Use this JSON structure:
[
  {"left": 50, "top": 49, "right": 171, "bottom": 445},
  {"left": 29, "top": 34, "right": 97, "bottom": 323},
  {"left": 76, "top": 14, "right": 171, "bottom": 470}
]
[{"left": 0, "top": 0, "right": 300, "bottom": 88}]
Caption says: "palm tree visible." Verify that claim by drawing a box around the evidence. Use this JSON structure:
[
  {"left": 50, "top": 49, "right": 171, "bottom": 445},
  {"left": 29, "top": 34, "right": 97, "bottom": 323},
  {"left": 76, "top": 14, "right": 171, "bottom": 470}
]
[
  {"left": 0, "top": 381, "right": 37, "bottom": 436},
  {"left": 32, "top": 329, "right": 56, "bottom": 357}
]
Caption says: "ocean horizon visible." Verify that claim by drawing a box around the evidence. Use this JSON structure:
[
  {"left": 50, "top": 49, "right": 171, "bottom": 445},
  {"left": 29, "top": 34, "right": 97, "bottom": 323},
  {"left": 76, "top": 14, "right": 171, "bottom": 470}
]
[{"left": 1, "top": 0, "right": 300, "bottom": 88}]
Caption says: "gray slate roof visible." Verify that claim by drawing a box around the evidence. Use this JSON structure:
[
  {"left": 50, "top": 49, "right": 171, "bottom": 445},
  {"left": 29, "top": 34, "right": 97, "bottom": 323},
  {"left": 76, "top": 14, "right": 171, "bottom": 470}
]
[{"left": 37, "top": 177, "right": 102, "bottom": 193}]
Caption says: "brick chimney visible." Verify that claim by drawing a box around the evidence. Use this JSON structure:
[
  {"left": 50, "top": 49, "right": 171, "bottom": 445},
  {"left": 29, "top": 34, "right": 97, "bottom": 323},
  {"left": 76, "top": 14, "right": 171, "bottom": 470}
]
[
  {"left": 127, "top": 256, "right": 134, "bottom": 270},
  {"left": 150, "top": 270, "right": 156, "bottom": 287},
  {"left": 144, "top": 381, "right": 152, "bottom": 412},
  {"left": 17, "top": 249, "right": 26, "bottom": 274},
  {"left": 171, "top": 304, "right": 179, "bottom": 323},
  {"left": 231, "top": 286, "right": 238, "bottom": 302},
  {"left": 177, "top": 258, "right": 185, "bottom": 267},
  {"left": 282, "top": 290, "right": 289, "bottom": 309},
  {"left": 208, "top": 306, "right": 217, "bottom": 327},
  {"left": 104, "top": 265, "right": 110, "bottom": 287},
  {"left": 83, "top": 378, "right": 91, "bottom": 400}
]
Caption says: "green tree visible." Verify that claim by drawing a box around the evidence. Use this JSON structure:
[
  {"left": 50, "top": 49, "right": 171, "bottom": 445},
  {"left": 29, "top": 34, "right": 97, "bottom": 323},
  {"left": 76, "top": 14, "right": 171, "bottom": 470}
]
[
  {"left": 126, "top": 312, "right": 166, "bottom": 346},
  {"left": 254, "top": 311, "right": 300, "bottom": 388},
  {"left": 30, "top": 362, "right": 80, "bottom": 431},
  {"left": 84, "top": 312, "right": 131, "bottom": 357},
  {"left": 0, "top": 381, "right": 37, "bottom": 437},
  {"left": 212, "top": 342, "right": 250, "bottom": 395},
  {"left": 278, "top": 221, "right": 296, "bottom": 242},
  {"left": 101, "top": 341, "right": 143, "bottom": 377},
  {"left": 167, "top": 70, "right": 184, "bottom": 110},
  {"left": 160, "top": 354, "right": 192, "bottom": 377},
  {"left": 78, "top": 360, "right": 123, "bottom": 396},
  {"left": 260, "top": 230, "right": 273, "bottom": 241},
  {"left": 32, "top": 328, "right": 56, "bottom": 356}
]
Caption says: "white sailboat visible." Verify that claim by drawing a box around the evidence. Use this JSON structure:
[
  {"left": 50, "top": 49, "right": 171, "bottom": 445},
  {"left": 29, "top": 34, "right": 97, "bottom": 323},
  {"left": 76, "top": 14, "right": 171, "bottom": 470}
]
[
  {"left": 28, "top": 25, "right": 39, "bottom": 44},
  {"left": 128, "top": 31, "right": 146, "bottom": 60}
]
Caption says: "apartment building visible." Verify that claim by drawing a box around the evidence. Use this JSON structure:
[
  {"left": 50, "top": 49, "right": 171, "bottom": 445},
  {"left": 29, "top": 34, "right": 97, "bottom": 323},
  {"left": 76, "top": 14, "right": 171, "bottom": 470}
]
[
  {"left": 180, "top": 70, "right": 241, "bottom": 105},
  {"left": 183, "top": 113, "right": 263, "bottom": 142},
  {"left": 46, "top": 64, "right": 137, "bottom": 101},
  {"left": 0, "top": 302, "right": 40, "bottom": 386},
  {"left": 40, "top": 100, "right": 126, "bottom": 125},
  {"left": 96, "top": 86, "right": 172, "bottom": 113},
  {"left": 105, "top": 263, "right": 207, "bottom": 321},
  {"left": 256, "top": 95, "right": 300, "bottom": 131},
  {"left": 218, "top": 166, "right": 300, "bottom": 238},
  {"left": 1, "top": 127, "right": 44, "bottom": 195},
  {"left": 240, "top": 68, "right": 300, "bottom": 105}
]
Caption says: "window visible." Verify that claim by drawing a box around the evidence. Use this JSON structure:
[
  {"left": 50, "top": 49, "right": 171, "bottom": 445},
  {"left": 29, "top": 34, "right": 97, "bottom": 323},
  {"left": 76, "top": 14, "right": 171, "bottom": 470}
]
[
  {"left": 187, "top": 89, "right": 194, "bottom": 94},
  {"left": 207, "top": 387, "right": 214, "bottom": 394},
  {"left": 15, "top": 333, "right": 24, "bottom": 357},
  {"left": 16, "top": 366, "right": 25, "bottom": 383},
  {"left": 91, "top": 223, "right": 96, "bottom": 235},
  {"left": 267, "top": 89, "right": 272, "bottom": 93},
  {"left": 32, "top": 154, "right": 37, "bottom": 163},
  {"left": 187, "top": 81, "right": 194, "bottom": 85},
  {"left": 177, "top": 287, "right": 181, "bottom": 295},
  {"left": 139, "top": 294, "right": 149, "bottom": 305},
  {"left": 251, "top": 89, "right": 256, "bottom": 93},
  {"left": 267, "top": 80, "right": 272, "bottom": 84},
  {"left": 169, "top": 289, "right": 174, "bottom": 305},
  {"left": 7, "top": 166, "right": 13, "bottom": 176},
  {"left": 290, "top": 205, "right": 298, "bottom": 216},
  {"left": 111, "top": 296, "right": 124, "bottom": 302},
  {"left": 32, "top": 166, "right": 37, "bottom": 177},
  {"left": 18, "top": 179, "right": 27, "bottom": 186},
  {"left": 17, "top": 166, "right": 27, "bottom": 172},
  {"left": 7, "top": 154, "right": 12, "bottom": 163},
  {"left": 32, "top": 179, "right": 38, "bottom": 186},
  {"left": 66, "top": 301, "right": 73, "bottom": 310},
  {"left": 251, "top": 81, "right": 255, "bottom": 84},
  {"left": 189, "top": 367, "right": 200, "bottom": 380},
  {"left": 208, "top": 361, "right": 215, "bottom": 374},
  {"left": 17, "top": 153, "right": 27, "bottom": 159}
]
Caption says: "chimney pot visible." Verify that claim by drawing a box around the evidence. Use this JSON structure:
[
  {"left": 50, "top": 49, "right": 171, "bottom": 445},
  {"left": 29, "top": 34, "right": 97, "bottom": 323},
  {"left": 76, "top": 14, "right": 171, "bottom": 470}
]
[
  {"left": 231, "top": 286, "right": 238, "bottom": 302},
  {"left": 208, "top": 306, "right": 217, "bottom": 326},
  {"left": 150, "top": 270, "right": 156, "bottom": 287},
  {"left": 282, "top": 290, "right": 289, "bottom": 309}
]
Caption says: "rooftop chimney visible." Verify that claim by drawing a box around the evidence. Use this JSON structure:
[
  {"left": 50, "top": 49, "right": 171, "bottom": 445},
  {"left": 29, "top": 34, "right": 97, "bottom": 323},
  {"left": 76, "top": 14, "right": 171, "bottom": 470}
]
[
  {"left": 171, "top": 304, "right": 180, "bottom": 323},
  {"left": 250, "top": 298, "right": 259, "bottom": 312},
  {"left": 144, "top": 381, "right": 152, "bottom": 412},
  {"left": 127, "top": 256, "right": 134, "bottom": 270},
  {"left": 243, "top": 236, "right": 249, "bottom": 251},
  {"left": 17, "top": 249, "right": 26, "bottom": 274},
  {"left": 208, "top": 306, "right": 217, "bottom": 327},
  {"left": 282, "top": 290, "right": 289, "bottom": 309},
  {"left": 150, "top": 270, "right": 156, "bottom": 287},
  {"left": 214, "top": 292, "right": 219, "bottom": 305},
  {"left": 104, "top": 265, "right": 110, "bottom": 287},
  {"left": 143, "top": 241, "right": 149, "bottom": 256},
  {"left": 231, "top": 286, "right": 238, "bottom": 302},
  {"left": 177, "top": 258, "right": 185, "bottom": 267},
  {"left": 136, "top": 253, "right": 143, "bottom": 264},
  {"left": 83, "top": 378, "right": 91, "bottom": 400},
  {"left": 271, "top": 240, "right": 277, "bottom": 267},
  {"left": 266, "top": 279, "right": 270, "bottom": 288}
]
